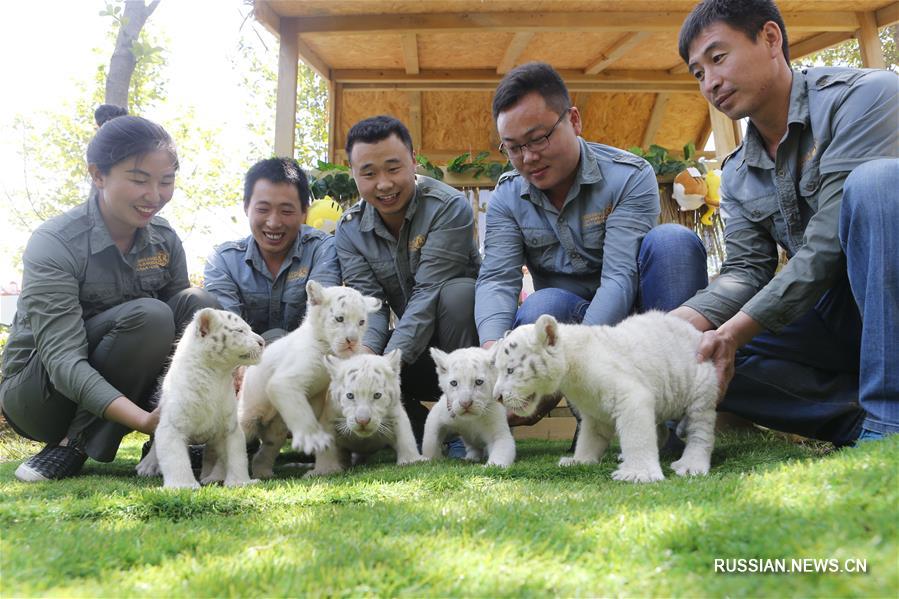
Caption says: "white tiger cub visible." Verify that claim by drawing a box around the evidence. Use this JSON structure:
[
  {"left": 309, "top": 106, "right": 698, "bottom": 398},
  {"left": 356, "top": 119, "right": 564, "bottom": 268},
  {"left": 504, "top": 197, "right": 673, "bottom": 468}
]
[
  {"left": 492, "top": 312, "right": 718, "bottom": 483},
  {"left": 422, "top": 347, "right": 515, "bottom": 467},
  {"left": 307, "top": 350, "right": 424, "bottom": 477},
  {"left": 136, "top": 308, "right": 264, "bottom": 489},
  {"left": 238, "top": 280, "right": 381, "bottom": 478}
]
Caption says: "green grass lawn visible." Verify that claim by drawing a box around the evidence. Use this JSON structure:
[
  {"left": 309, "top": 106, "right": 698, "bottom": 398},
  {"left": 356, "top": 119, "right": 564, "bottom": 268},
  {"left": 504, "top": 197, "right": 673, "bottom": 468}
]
[{"left": 1, "top": 429, "right": 896, "bottom": 598}]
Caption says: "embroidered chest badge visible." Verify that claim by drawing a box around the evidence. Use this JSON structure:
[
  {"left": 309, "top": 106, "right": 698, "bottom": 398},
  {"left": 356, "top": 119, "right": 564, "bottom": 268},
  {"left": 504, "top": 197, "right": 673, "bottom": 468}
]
[
  {"left": 137, "top": 251, "right": 170, "bottom": 271},
  {"left": 287, "top": 267, "right": 310, "bottom": 282},
  {"left": 409, "top": 234, "right": 427, "bottom": 252}
]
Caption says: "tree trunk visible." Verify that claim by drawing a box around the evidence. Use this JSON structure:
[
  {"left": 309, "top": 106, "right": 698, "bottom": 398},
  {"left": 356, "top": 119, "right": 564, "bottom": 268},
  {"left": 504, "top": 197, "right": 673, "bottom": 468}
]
[{"left": 105, "top": 0, "right": 161, "bottom": 108}]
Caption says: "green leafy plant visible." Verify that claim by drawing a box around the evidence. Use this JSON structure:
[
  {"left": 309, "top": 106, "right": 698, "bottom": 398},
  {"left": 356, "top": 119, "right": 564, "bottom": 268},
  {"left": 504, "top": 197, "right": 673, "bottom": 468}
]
[
  {"left": 415, "top": 154, "right": 444, "bottom": 181},
  {"left": 309, "top": 160, "right": 357, "bottom": 204},
  {"left": 447, "top": 151, "right": 513, "bottom": 181},
  {"left": 628, "top": 142, "right": 705, "bottom": 177}
]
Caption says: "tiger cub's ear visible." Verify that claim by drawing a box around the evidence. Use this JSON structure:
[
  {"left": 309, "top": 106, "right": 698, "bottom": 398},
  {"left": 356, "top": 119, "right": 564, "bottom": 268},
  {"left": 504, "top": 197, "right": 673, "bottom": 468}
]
[
  {"left": 385, "top": 349, "right": 402, "bottom": 374},
  {"left": 195, "top": 308, "right": 217, "bottom": 338}
]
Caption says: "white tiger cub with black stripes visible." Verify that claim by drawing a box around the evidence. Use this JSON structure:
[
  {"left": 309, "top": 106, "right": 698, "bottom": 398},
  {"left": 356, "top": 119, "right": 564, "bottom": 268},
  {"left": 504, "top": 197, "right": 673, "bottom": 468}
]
[
  {"left": 238, "top": 280, "right": 381, "bottom": 478},
  {"left": 136, "top": 308, "right": 264, "bottom": 489},
  {"left": 493, "top": 312, "right": 718, "bottom": 483},
  {"left": 422, "top": 347, "right": 515, "bottom": 467},
  {"left": 307, "top": 350, "right": 424, "bottom": 477}
]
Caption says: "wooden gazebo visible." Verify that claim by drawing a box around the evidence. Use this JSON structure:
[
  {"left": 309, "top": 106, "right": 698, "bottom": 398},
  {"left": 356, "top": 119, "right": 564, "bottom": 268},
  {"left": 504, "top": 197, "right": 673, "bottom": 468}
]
[{"left": 253, "top": 0, "right": 896, "bottom": 166}]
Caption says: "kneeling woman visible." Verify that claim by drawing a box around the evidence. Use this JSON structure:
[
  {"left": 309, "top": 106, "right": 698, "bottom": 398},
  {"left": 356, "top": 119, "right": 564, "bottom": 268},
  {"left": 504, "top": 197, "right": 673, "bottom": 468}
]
[{"left": 0, "top": 111, "right": 218, "bottom": 482}]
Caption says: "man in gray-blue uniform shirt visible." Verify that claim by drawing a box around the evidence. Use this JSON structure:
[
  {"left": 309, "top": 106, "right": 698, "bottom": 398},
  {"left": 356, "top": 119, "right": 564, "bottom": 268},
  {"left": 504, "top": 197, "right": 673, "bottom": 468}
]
[
  {"left": 204, "top": 158, "right": 340, "bottom": 343},
  {"left": 674, "top": 0, "right": 898, "bottom": 445},
  {"left": 336, "top": 116, "right": 480, "bottom": 441},
  {"left": 476, "top": 62, "right": 708, "bottom": 424}
]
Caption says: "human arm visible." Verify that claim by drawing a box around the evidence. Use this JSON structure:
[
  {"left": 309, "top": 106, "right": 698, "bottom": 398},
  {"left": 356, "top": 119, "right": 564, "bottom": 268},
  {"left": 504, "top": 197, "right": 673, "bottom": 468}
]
[
  {"left": 202, "top": 248, "right": 244, "bottom": 316},
  {"left": 307, "top": 234, "right": 342, "bottom": 288},
  {"left": 103, "top": 396, "right": 159, "bottom": 434},
  {"left": 475, "top": 187, "right": 524, "bottom": 346},
  {"left": 334, "top": 223, "right": 392, "bottom": 354},
  {"left": 582, "top": 164, "right": 659, "bottom": 326},
  {"left": 20, "top": 230, "right": 126, "bottom": 418},
  {"left": 384, "top": 197, "right": 476, "bottom": 363}
]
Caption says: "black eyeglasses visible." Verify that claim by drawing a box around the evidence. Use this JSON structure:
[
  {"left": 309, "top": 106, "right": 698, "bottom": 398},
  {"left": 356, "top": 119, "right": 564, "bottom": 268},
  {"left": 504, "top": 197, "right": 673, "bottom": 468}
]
[{"left": 498, "top": 108, "right": 571, "bottom": 159}]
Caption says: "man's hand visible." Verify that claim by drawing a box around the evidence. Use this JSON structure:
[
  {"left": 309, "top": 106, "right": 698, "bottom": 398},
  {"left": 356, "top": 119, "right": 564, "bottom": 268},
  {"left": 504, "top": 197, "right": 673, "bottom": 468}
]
[
  {"left": 481, "top": 340, "right": 496, "bottom": 350},
  {"left": 143, "top": 406, "right": 161, "bottom": 435},
  {"left": 696, "top": 329, "right": 739, "bottom": 401},
  {"left": 505, "top": 392, "right": 563, "bottom": 427},
  {"left": 696, "top": 311, "right": 763, "bottom": 402}
]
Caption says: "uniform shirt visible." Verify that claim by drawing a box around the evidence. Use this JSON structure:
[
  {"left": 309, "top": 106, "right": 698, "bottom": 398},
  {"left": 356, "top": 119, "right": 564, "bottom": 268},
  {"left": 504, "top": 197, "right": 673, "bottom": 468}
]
[
  {"left": 335, "top": 175, "right": 480, "bottom": 364},
  {"left": 0, "top": 194, "right": 189, "bottom": 417},
  {"left": 475, "top": 137, "right": 660, "bottom": 343},
  {"left": 683, "top": 67, "right": 899, "bottom": 332},
  {"left": 203, "top": 225, "right": 340, "bottom": 334}
]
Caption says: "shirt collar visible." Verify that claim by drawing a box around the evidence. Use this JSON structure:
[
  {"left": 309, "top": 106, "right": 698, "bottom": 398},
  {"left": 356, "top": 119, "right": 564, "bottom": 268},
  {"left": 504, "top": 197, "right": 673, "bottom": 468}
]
[
  {"left": 243, "top": 231, "right": 304, "bottom": 275},
  {"left": 520, "top": 137, "right": 602, "bottom": 207},
  {"left": 87, "top": 191, "right": 165, "bottom": 255},
  {"left": 741, "top": 71, "right": 809, "bottom": 168},
  {"left": 359, "top": 176, "right": 422, "bottom": 235}
]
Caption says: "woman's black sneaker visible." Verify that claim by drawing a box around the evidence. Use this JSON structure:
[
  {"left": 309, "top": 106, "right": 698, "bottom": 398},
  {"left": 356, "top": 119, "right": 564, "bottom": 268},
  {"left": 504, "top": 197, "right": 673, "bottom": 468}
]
[{"left": 15, "top": 443, "right": 87, "bottom": 482}]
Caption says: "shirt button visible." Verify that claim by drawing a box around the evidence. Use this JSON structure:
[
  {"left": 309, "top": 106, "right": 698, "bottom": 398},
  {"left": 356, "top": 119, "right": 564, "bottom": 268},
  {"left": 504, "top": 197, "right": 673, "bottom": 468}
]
[
  {"left": 569, "top": 251, "right": 578, "bottom": 258},
  {"left": 752, "top": 210, "right": 761, "bottom": 217},
  {"left": 777, "top": 169, "right": 785, "bottom": 177},
  {"left": 345, "top": 214, "right": 353, "bottom": 221}
]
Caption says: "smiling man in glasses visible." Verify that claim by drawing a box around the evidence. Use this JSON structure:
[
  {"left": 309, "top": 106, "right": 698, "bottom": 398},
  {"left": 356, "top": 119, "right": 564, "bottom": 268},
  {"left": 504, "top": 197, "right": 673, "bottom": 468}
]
[{"left": 476, "top": 62, "right": 709, "bottom": 425}]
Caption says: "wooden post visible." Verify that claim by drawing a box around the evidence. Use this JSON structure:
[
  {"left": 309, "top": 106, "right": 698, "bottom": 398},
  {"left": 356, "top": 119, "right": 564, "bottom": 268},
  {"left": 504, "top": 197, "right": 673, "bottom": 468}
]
[
  {"left": 642, "top": 93, "right": 669, "bottom": 148},
  {"left": 408, "top": 91, "right": 422, "bottom": 151},
  {"left": 856, "top": 11, "right": 886, "bottom": 68},
  {"left": 327, "top": 80, "right": 342, "bottom": 164},
  {"left": 275, "top": 19, "right": 299, "bottom": 158},
  {"left": 708, "top": 103, "right": 740, "bottom": 161}
]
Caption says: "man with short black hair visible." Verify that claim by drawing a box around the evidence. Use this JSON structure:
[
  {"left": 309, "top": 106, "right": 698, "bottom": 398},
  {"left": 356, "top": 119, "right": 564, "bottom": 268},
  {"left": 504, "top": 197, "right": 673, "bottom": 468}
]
[
  {"left": 674, "top": 0, "right": 899, "bottom": 444},
  {"left": 476, "top": 62, "right": 709, "bottom": 424},
  {"left": 204, "top": 157, "right": 340, "bottom": 343},
  {"left": 336, "top": 115, "right": 480, "bottom": 442}
]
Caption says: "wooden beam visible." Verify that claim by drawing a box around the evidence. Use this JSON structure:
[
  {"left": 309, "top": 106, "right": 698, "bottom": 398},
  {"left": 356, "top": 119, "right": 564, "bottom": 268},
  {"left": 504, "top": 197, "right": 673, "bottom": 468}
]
[
  {"left": 333, "top": 68, "right": 696, "bottom": 84},
  {"left": 402, "top": 33, "right": 419, "bottom": 75},
  {"left": 343, "top": 81, "right": 698, "bottom": 93},
  {"left": 708, "top": 104, "right": 741, "bottom": 161},
  {"left": 584, "top": 32, "right": 649, "bottom": 75},
  {"left": 287, "top": 12, "right": 860, "bottom": 35},
  {"left": 275, "top": 19, "right": 299, "bottom": 158},
  {"left": 252, "top": 0, "right": 279, "bottom": 38},
  {"left": 876, "top": 2, "right": 899, "bottom": 27},
  {"left": 642, "top": 93, "right": 670, "bottom": 148},
  {"left": 789, "top": 31, "right": 855, "bottom": 60},
  {"left": 856, "top": 11, "right": 886, "bottom": 68},
  {"left": 408, "top": 91, "right": 422, "bottom": 150},
  {"left": 497, "top": 32, "right": 534, "bottom": 74},
  {"left": 295, "top": 36, "right": 330, "bottom": 80}
]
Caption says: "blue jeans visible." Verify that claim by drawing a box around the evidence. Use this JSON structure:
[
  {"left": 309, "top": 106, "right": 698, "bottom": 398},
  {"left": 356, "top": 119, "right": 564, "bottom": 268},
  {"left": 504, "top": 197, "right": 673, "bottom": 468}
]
[
  {"left": 514, "top": 224, "right": 709, "bottom": 327},
  {"left": 722, "top": 158, "right": 899, "bottom": 444}
]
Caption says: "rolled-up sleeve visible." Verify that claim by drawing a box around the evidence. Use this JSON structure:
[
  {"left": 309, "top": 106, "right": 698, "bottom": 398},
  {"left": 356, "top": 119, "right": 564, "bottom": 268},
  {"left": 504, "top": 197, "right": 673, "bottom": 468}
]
[
  {"left": 203, "top": 249, "right": 242, "bottom": 315},
  {"left": 681, "top": 204, "right": 779, "bottom": 327},
  {"left": 475, "top": 187, "right": 524, "bottom": 344},
  {"left": 21, "top": 231, "right": 122, "bottom": 416},
  {"left": 385, "top": 199, "right": 475, "bottom": 363},
  {"left": 335, "top": 225, "right": 391, "bottom": 354},
  {"left": 583, "top": 165, "right": 659, "bottom": 326},
  {"left": 740, "top": 172, "right": 847, "bottom": 332}
]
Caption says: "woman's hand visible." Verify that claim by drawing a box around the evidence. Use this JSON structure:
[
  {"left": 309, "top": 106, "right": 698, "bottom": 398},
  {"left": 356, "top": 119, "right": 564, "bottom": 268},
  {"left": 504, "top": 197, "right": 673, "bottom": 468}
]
[{"left": 102, "top": 396, "right": 159, "bottom": 434}]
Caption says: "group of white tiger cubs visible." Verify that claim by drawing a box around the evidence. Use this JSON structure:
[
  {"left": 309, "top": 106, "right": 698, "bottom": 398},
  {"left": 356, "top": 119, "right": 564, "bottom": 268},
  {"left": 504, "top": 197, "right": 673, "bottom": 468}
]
[{"left": 137, "top": 280, "right": 719, "bottom": 488}]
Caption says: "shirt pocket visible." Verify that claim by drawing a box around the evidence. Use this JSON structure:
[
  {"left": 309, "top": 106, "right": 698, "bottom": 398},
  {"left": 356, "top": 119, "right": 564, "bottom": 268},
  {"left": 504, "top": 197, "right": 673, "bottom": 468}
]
[
  {"left": 137, "top": 270, "right": 171, "bottom": 296},
  {"left": 581, "top": 223, "right": 606, "bottom": 250},
  {"left": 735, "top": 194, "right": 779, "bottom": 224},
  {"left": 522, "top": 227, "right": 559, "bottom": 272},
  {"left": 79, "top": 282, "right": 118, "bottom": 313},
  {"left": 282, "top": 284, "right": 308, "bottom": 329},
  {"left": 243, "top": 292, "right": 269, "bottom": 327},
  {"left": 370, "top": 257, "right": 400, "bottom": 289}
]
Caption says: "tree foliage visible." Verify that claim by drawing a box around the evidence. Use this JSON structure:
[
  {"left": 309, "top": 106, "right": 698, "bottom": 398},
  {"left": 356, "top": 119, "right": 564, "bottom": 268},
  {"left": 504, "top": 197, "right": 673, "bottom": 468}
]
[{"left": 793, "top": 25, "right": 898, "bottom": 70}]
